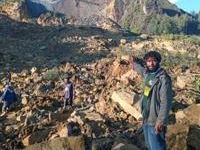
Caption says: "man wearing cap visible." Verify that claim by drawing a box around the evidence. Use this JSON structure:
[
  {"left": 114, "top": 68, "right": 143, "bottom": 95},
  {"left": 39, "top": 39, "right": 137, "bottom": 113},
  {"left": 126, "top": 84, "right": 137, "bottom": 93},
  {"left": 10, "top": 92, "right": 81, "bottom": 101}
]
[{"left": 130, "top": 51, "right": 172, "bottom": 150}]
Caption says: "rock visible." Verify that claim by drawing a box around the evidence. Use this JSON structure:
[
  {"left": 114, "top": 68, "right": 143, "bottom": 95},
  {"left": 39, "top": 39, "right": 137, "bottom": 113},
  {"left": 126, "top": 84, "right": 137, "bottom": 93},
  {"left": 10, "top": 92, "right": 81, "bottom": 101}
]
[
  {"left": 12, "top": 73, "right": 18, "bottom": 78},
  {"left": 37, "top": 12, "right": 67, "bottom": 26},
  {"left": 84, "top": 121, "right": 105, "bottom": 138},
  {"left": 187, "top": 125, "right": 200, "bottom": 150},
  {"left": 92, "top": 138, "right": 113, "bottom": 150},
  {"left": 6, "top": 112, "right": 17, "bottom": 119},
  {"left": 0, "top": 1, "right": 24, "bottom": 20},
  {"left": 176, "top": 104, "right": 200, "bottom": 125},
  {"left": 34, "top": 84, "right": 47, "bottom": 95},
  {"left": 22, "top": 96, "right": 29, "bottom": 105},
  {"left": 112, "top": 143, "right": 140, "bottom": 150},
  {"left": 25, "top": 136, "right": 85, "bottom": 150},
  {"left": 64, "top": 63, "right": 72, "bottom": 72},
  {"left": 68, "top": 115, "right": 84, "bottom": 126},
  {"left": 176, "top": 76, "right": 187, "bottom": 89},
  {"left": 22, "top": 129, "right": 51, "bottom": 146},
  {"left": 34, "top": 82, "right": 54, "bottom": 95},
  {"left": 167, "top": 104, "right": 200, "bottom": 150},
  {"left": 31, "top": 67, "right": 37, "bottom": 74},
  {"left": 21, "top": 70, "right": 29, "bottom": 77},
  {"left": 24, "top": 110, "right": 37, "bottom": 126},
  {"left": 5, "top": 126, "right": 14, "bottom": 134},
  {"left": 25, "top": 77, "right": 32, "bottom": 84},
  {"left": 140, "top": 34, "right": 149, "bottom": 40},
  {"left": 120, "top": 39, "right": 127, "bottom": 45},
  {"left": 33, "top": 75, "right": 42, "bottom": 83},
  {"left": 120, "top": 70, "right": 139, "bottom": 83},
  {"left": 95, "top": 100, "right": 111, "bottom": 115},
  {"left": 66, "top": 122, "right": 81, "bottom": 136},
  {"left": 111, "top": 91, "right": 142, "bottom": 120},
  {"left": 51, "top": 111, "right": 72, "bottom": 122},
  {"left": 175, "top": 110, "right": 186, "bottom": 120},
  {"left": 16, "top": 114, "right": 26, "bottom": 122},
  {"left": 83, "top": 123, "right": 93, "bottom": 137},
  {"left": 167, "top": 123, "right": 188, "bottom": 150},
  {"left": 58, "top": 125, "right": 67, "bottom": 138},
  {"left": 45, "top": 81, "right": 55, "bottom": 91},
  {"left": 176, "top": 75, "right": 195, "bottom": 89},
  {"left": 58, "top": 122, "right": 81, "bottom": 137},
  {"left": 49, "top": 134, "right": 59, "bottom": 140},
  {"left": 85, "top": 112, "right": 104, "bottom": 122},
  {"left": 120, "top": 55, "right": 129, "bottom": 62},
  {"left": 111, "top": 137, "right": 140, "bottom": 150},
  {"left": 111, "top": 60, "right": 123, "bottom": 78}
]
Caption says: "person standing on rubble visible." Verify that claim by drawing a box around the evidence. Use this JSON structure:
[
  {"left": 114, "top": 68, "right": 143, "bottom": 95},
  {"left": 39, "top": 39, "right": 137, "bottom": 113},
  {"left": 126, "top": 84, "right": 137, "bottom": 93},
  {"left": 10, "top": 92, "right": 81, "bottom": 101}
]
[
  {"left": 130, "top": 51, "right": 172, "bottom": 150},
  {"left": 63, "top": 76, "right": 74, "bottom": 109},
  {"left": 0, "top": 72, "right": 17, "bottom": 116}
]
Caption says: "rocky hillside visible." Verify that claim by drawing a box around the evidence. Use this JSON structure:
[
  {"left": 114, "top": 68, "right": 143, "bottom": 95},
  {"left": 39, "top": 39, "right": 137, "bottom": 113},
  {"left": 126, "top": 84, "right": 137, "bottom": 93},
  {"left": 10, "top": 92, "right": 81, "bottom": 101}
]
[
  {"left": 1, "top": 0, "right": 199, "bottom": 35},
  {"left": 0, "top": 4, "right": 200, "bottom": 150}
]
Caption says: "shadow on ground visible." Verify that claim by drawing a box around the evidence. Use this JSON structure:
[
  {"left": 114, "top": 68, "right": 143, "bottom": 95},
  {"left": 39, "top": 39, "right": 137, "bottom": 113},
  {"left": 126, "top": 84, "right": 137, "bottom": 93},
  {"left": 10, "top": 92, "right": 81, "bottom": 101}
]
[{"left": 0, "top": 14, "right": 122, "bottom": 74}]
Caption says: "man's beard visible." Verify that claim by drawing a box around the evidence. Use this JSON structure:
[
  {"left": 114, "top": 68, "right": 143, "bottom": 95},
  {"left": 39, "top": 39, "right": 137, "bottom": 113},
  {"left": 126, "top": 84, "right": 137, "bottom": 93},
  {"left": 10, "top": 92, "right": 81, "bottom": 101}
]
[{"left": 147, "top": 64, "right": 160, "bottom": 73}]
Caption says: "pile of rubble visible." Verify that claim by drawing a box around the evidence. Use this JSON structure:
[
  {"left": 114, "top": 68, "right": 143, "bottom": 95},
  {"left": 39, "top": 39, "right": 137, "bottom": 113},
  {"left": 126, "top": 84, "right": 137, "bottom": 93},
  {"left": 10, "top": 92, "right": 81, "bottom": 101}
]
[{"left": 0, "top": 5, "right": 199, "bottom": 149}]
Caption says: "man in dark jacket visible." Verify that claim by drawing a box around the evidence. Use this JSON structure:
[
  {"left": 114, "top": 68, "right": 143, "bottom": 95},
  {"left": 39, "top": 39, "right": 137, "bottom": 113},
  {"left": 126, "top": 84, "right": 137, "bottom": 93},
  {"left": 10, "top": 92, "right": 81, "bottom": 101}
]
[
  {"left": 130, "top": 51, "right": 172, "bottom": 150},
  {"left": 63, "top": 76, "right": 74, "bottom": 109},
  {"left": 0, "top": 83, "right": 17, "bottom": 116}
]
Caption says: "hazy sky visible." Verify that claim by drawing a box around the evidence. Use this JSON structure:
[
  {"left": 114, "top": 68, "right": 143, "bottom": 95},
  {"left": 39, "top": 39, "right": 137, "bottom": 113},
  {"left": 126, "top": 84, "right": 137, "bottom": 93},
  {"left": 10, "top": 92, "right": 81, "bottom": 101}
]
[{"left": 168, "top": 0, "right": 200, "bottom": 13}]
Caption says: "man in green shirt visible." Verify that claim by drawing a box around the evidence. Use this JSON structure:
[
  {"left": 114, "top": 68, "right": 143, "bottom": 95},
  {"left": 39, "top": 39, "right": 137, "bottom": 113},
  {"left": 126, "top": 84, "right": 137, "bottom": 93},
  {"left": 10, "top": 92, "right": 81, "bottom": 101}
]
[{"left": 130, "top": 51, "right": 172, "bottom": 150}]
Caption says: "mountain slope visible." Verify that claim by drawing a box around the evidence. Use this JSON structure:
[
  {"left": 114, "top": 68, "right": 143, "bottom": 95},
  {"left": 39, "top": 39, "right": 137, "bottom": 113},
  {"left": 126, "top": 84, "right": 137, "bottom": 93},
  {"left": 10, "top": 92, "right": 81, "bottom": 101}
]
[{"left": 1, "top": 0, "right": 200, "bottom": 34}]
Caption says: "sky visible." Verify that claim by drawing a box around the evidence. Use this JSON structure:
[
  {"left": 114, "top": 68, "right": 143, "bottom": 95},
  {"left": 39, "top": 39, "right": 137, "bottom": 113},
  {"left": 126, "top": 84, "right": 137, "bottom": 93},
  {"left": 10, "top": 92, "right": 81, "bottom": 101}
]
[{"left": 168, "top": 0, "right": 200, "bottom": 13}]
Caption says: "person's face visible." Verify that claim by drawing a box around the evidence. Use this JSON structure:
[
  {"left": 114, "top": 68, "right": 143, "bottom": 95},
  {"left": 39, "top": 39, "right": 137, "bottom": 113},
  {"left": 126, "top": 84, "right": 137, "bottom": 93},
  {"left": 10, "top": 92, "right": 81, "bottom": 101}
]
[{"left": 145, "top": 57, "right": 158, "bottom": 71}]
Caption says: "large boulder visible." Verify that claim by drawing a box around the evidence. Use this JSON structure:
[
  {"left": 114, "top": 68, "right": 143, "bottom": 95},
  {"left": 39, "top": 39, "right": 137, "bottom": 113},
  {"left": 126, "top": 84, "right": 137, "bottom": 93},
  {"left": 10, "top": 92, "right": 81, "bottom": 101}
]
[
  {"left": 25, "top": 135, "right": 85, "bottom": 150},
  {"left": 111, "top": 137, "right": 140, "bottom": 150},
  {"left": 176, "top": 75, "right": 195, "bottom": 89},
  {"left": 111, "top": 91, "right": 142, "bottom": 120},
  {"left": 58, "top": 122, "right": 81, "bottom": 137},
  {"left": 23, "top": 129, "right": 52, "bottom": 146},
  {"left": 167, "top": 104, "right": 200, "bottom": 150}
]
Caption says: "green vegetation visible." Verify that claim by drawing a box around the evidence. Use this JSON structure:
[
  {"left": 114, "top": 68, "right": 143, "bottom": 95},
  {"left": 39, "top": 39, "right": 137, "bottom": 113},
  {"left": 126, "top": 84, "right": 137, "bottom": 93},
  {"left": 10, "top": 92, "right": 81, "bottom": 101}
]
[
  {"left": 161, "top": 51, "right": 200, "bottom": 69},
  {"left": 160, "top": 34, "right": 200, "bottom": 45},
  {"left": 138, "top": 14, "right": 200, "bottom": 35},
  {"left": 43, "top": 68, "right": 60, "bottom": 81},
  {"left": 122, "top": 0, "right": 200, "bottom": 35},
  {"left": 194, "top": 76, "right": 200, "bottom": 92}
]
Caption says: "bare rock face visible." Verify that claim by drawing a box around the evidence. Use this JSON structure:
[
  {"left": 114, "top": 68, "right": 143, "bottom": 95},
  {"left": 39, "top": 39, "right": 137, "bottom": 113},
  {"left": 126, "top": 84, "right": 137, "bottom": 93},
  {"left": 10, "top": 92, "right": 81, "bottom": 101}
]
[
  {"left": 37, "top": 12, "right": 68, "bottom": 26},
  {"left": 0, "top": 0, "right": 28, "bottom": 20},
  {"left": 104, "top": 0, "right": 125, "bottom": 22},
  {"left": 25, "top": 0, "right": 125, "bottom": 23},
  {"left": 142, "top": 0, "right": 161, "bottom": 15}
]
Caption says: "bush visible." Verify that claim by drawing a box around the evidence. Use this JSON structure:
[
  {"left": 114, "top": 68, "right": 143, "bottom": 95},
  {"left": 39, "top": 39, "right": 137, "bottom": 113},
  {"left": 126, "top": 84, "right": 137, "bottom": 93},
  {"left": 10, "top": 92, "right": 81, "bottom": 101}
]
[
  {"left": 43, "top": 68, "right": 60, "bottom": 81},
  {"left": 161, "top": 34, "right": 200, "bottom": 45},
  {"left": 133, "top": 14, "right": 200, "bottom": 35},
  {"left": 194, "top": 76, "right": 200, "bottom": 91}
]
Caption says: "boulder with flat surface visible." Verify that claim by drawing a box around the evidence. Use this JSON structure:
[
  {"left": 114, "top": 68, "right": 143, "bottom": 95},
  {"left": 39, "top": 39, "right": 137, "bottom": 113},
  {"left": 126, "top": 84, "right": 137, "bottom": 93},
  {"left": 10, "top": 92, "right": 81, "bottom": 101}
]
[{"left": 111, "top": 91, "right": 142, "bottom": 120}]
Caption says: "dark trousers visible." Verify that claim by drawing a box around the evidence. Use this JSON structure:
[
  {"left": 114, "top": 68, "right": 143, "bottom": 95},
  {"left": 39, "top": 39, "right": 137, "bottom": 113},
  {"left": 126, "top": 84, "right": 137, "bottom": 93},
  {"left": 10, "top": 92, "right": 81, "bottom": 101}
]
[
  {"left": 63, "top": 98, "right": 72, "bottom": 108},
  {"left": 2, "top": 101, "right": 11, "bottom": 112}
]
